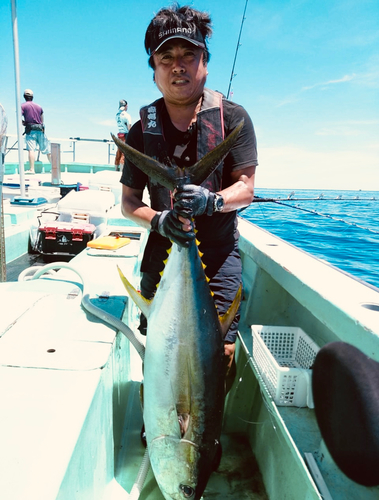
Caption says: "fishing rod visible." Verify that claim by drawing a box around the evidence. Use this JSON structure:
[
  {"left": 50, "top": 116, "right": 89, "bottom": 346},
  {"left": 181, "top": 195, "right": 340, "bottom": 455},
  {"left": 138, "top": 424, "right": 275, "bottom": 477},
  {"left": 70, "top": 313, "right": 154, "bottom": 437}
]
[
  {"left": 227, "top": 0, "right": 249, "bottom": 99},
  {"left": 251, "top": 196, "right": 377, "bottom": 202},
  {"left": 239, "top": 196, "right": 379, "bottom": 235}
]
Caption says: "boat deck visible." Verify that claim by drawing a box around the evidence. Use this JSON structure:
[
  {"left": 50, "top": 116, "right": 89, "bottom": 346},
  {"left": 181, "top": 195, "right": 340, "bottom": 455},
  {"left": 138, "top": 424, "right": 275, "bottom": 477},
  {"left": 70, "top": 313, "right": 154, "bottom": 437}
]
[
  {"left": 5, "top": 252, "right": 52, "bottom": 281},
  {"left": 1, "top": 217, "right": 270, "bottom": 499}
]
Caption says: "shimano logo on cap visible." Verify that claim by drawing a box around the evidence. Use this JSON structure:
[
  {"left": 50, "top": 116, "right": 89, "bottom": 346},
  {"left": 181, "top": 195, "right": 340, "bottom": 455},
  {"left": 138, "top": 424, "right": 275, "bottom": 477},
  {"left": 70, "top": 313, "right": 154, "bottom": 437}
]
[
  {"left": 149, "top": 25, "right": 205, "bottom": 55},
  {"left": 158, "top": 27, "right": 193, "bottom": 39}
]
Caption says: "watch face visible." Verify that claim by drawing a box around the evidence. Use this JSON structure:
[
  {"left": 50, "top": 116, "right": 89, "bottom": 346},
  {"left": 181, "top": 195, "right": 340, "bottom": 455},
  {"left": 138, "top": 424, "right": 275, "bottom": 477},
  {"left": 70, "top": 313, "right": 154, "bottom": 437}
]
[{"left": 215, "top": 194, "right": 224, "bottom": 212}]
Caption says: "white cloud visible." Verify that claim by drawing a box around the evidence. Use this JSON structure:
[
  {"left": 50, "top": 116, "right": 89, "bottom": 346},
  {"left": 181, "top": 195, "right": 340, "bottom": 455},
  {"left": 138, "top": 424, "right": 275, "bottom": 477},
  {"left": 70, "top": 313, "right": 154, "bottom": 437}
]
[
  {"left": 95, "top": 119, "right": 115, "bottom": 127},
  {"left": 256, "top": 145, "right": 379, "bottom": 190},
  {"left": 344, "top": 119, "right": 379, "bottom": 125},
  {"left": 354, "top": 69, "right": 379, "bottom": 88},
  {"left": 315, "top": 119, "right": 379, "bottom": 137},
  {"left": 302, "top": 74, "right": 356, "bottom": 91},
  {"left": 276, "top": 96, "right": 300, "bottom": 107},
  {"left": 315, "top": 127, "right": 359, "bottom": 137},
  {"left": 274, "top": 73, "right": 358, "bottom": 107}
]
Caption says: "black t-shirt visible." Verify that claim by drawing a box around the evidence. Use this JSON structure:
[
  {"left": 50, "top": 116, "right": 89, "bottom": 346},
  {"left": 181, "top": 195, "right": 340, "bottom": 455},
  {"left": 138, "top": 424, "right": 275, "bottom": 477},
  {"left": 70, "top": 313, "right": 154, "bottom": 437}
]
[{"left": 121, "top": 97, "right": 258, "bottom": 253}]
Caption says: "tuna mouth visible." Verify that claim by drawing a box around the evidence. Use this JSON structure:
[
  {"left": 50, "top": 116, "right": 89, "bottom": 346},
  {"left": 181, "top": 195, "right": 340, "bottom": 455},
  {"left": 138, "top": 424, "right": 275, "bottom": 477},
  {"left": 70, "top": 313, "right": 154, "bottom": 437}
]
[
  {"left": 151, "top": 435, "right": 199, "bottom": 449},
  {"left": 179, "top": 438, "right": 198, "bottom": 448}
]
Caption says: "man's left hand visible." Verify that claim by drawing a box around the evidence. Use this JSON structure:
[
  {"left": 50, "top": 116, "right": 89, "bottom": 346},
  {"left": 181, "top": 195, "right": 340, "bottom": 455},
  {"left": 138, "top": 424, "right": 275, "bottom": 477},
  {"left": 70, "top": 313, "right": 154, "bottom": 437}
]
[{"left": 174, "top": 184, "right": 215, "bottom": 217}]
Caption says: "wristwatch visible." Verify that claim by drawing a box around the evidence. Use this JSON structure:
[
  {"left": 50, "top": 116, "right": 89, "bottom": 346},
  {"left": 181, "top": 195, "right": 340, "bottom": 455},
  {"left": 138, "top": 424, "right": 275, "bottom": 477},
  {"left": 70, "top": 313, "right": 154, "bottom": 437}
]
[{"left": 213, "top": 193, "right": 224, "bottom": 213}]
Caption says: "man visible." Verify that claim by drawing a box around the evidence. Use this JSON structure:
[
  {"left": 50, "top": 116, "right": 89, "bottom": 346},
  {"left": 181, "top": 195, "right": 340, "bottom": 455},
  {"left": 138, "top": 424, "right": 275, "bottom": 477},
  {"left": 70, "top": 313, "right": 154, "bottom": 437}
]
[
  {"left": 21, "top": 89, "right": 51, "bottom": 173},
  {"left": 120, "top": 5, "right": 258, "bottom": 389},
  {"left": 115, "top": 100, "right": 132, "bottom": 171}
]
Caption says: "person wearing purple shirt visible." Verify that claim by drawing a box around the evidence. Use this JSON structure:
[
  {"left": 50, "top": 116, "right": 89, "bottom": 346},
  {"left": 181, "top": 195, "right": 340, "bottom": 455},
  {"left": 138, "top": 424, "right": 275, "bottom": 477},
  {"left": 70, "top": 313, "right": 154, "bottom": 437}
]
[{"left": 21, "top": 89, "right": 51, "bottom": 173}]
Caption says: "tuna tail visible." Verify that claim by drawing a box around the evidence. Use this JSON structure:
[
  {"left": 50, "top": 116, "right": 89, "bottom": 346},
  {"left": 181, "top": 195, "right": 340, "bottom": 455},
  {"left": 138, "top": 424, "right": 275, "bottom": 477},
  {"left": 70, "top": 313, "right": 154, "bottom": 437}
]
[
  {"left": 117, "top": 265, "right": 152, "bottom": 319},
  {"left": 111, "top": 119, "right": 244, "bottom": 190},
  {"left": 219, "top": 283, "right": 242, "bottom": 339}
]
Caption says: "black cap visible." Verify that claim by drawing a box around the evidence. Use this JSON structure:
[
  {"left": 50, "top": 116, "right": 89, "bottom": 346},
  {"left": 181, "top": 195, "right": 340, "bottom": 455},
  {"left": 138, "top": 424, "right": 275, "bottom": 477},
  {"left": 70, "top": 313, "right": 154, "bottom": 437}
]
[
  {"left": 119, "top": 100, "right": 127, "bottom": 107},
  {"left": 147, "top": 25, "right": 205, "bottom": 56}
]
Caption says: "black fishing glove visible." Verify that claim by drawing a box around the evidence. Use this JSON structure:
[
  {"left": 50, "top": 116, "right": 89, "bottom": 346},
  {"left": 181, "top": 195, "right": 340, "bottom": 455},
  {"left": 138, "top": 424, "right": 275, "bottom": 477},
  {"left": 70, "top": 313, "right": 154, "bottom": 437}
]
[
  {"left": 174, "top": 184, "right": 216, "bottom": 217},
  {"left": 150, "top": 210, "right": 195, "bottom": 247}
]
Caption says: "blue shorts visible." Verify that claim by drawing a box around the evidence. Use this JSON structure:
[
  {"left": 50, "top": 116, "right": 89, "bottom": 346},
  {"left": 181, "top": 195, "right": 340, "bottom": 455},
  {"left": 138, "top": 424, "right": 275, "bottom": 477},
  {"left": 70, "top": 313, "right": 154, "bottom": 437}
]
[{"left": 25, "top": 131, "right": 51, "bottom": 154}]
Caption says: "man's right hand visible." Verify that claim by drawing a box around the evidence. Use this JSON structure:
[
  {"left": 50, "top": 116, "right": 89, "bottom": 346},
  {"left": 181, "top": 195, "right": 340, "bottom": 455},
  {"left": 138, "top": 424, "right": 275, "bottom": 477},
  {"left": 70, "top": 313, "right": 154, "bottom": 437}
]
[{"left": 150, "top": 210, "right": 195, "bottom": 247}]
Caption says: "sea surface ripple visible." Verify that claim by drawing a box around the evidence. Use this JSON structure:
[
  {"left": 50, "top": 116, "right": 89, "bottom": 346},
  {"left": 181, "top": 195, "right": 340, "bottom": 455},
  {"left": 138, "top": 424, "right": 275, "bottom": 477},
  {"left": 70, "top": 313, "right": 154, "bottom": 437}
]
[{"left": 240, "top": 189, "right": 379, "bottom": 289}]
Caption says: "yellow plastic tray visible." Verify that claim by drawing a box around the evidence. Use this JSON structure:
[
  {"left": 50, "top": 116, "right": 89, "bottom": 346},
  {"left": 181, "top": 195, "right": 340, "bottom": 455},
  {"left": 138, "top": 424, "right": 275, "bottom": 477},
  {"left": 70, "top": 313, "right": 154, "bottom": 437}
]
[{"left": 87, "top": 235, "right": 131, "bottom": 250}]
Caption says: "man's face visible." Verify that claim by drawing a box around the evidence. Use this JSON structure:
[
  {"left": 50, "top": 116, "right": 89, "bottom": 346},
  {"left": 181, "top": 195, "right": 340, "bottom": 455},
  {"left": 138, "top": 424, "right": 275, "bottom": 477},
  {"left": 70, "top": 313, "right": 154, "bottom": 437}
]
[{"left": 153, "top": 41, "right": 208, "bottom": 107}]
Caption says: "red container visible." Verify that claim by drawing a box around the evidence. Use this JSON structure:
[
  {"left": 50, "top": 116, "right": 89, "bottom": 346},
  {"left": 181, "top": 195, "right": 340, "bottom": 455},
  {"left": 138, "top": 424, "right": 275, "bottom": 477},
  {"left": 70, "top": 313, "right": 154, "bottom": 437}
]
[{"left": 37, "top": 221, "right": 96, "bottom": 257}]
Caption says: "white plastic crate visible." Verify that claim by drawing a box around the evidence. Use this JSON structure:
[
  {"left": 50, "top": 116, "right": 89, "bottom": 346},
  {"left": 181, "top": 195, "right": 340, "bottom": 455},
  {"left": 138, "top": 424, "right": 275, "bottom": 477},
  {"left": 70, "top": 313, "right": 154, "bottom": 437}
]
[
  {"left": 88, "top": 171, "right": 122, "bottom": 204},
  {"left": 251, "top": 325, "right": 319, "bottom": 408},
  {"left": 57, "top": 190, "right": 115, "bottom": 238}
]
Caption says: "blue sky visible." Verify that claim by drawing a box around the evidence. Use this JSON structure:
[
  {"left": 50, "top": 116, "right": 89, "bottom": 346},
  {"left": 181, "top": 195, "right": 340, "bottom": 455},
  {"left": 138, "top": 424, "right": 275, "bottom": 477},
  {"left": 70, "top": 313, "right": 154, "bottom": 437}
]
[{"left": 1, "top": 0, "right": 378, "bottom": 190}]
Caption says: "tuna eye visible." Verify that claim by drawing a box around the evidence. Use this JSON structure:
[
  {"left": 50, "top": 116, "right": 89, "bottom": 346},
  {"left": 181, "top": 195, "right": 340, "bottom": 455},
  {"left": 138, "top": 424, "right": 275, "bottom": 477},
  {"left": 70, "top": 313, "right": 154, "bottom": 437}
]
[{"left": 179, "top": 484, "right": 195, "bottom": 498}]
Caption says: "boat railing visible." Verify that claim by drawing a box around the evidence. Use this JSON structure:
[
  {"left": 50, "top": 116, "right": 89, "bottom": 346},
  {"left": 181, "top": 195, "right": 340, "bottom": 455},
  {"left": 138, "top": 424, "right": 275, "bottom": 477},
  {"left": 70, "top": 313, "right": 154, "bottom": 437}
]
[
  {"left": 4, "top": 134, "right": 116, "bottom": 164},
  {"left": 67, "top": 137, "right": 116, "bottom": 164}
]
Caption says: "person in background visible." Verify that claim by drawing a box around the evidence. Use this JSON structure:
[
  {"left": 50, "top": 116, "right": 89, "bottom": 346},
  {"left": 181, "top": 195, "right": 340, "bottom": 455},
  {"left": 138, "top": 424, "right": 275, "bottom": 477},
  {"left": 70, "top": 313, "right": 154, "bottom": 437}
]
[
  {"left": 21, "top": 89, "right": 51, "bottom": 173},
  {"left": 120, "top": 4, "right": 258, "bottom": 392},
  {"left": 115, "top": 100, "right": 132, "bottom": 171}
]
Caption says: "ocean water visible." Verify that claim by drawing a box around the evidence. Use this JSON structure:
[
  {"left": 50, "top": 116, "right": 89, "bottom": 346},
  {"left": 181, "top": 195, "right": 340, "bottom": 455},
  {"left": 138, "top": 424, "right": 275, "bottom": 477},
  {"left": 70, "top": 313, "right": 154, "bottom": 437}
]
[{"left": 240, "top": 189, "right": 379, "bottom": 290}]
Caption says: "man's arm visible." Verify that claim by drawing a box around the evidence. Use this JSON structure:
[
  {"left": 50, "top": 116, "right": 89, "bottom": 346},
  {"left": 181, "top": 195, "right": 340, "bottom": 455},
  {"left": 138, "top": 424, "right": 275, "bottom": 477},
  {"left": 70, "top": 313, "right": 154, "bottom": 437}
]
[
  {"left": 121, "top": 185, "right": 156, "bottom": 229},
  {"left": 122, "top": 185, "right": 193, "bottom": 230},
  {"left": 174, "top": 165, "right": 256, "bottom": 217},
  {"left": 122, "top": 112, "right": 132, "bottom": 132},
  {"left": 218, "top": 165, "right": 256, "bottom": 212}
]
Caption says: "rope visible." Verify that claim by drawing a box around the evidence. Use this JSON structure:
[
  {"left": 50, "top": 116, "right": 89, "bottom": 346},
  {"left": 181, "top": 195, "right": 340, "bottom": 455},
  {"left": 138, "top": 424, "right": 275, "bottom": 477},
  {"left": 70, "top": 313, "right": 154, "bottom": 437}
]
[
  {"left": 239, "top": 196, "right": 379, "bottom": 235},
  {"left": 4, "top": 139, "right": 19, "bottom": 156}
]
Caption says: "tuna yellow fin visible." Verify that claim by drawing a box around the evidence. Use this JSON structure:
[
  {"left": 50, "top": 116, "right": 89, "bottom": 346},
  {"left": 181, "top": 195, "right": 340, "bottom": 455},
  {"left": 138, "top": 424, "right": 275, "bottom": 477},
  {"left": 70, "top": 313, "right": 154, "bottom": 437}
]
[
  {"left": 117, "top": 265, "right": 152, "bottom": 319},
  {"left": 155, "top": 246, "right": 171, "bottom": 288},
  {"left": 219, "top": 283, "right": 242, "bottom": 338}
]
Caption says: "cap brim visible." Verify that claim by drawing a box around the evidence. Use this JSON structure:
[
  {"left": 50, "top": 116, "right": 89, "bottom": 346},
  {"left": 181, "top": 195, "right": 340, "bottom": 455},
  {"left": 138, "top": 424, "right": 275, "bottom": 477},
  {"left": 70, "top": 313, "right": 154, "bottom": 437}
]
[{"left": 152, "top": 35, "right": 205, "bottom": 55}]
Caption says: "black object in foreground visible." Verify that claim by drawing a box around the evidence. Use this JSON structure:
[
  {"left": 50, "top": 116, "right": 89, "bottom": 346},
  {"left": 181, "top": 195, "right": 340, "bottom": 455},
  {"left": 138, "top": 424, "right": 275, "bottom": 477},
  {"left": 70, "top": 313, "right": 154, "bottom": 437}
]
[{"left": 312, "top": 341, "right": 379, "bottom": 487}]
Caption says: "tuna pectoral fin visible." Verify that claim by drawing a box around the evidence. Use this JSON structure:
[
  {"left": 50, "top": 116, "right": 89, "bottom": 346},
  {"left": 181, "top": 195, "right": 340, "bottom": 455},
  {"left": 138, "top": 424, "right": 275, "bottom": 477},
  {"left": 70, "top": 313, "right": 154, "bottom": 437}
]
[
  {"left": 111, "top": 134, "right": 178, "bottom": 191},
  {"left": 111, "top": 119, "right": 244, "bottom": 191},
  {"left": 219, "top": 284, "right": 242, "bottom": 339},
  {"left": 117, "top": 265, "right": 152, "bottom": 319},
  {"left": 187, "top": 119, "right": 245, "bottom": 186}
]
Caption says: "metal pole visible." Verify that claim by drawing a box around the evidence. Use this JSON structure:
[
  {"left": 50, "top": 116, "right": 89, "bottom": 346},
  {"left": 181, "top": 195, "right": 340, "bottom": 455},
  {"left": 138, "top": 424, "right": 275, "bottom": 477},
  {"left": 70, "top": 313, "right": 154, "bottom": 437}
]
[
  {"left": 51, "top": 143, "right": 61, "bottom": 185},
  {"left": 0, "top": 104, "right": 8, "bottom": 282},
  {"left": 10, "top": 0, "right": 25, "bottom": 197}
]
